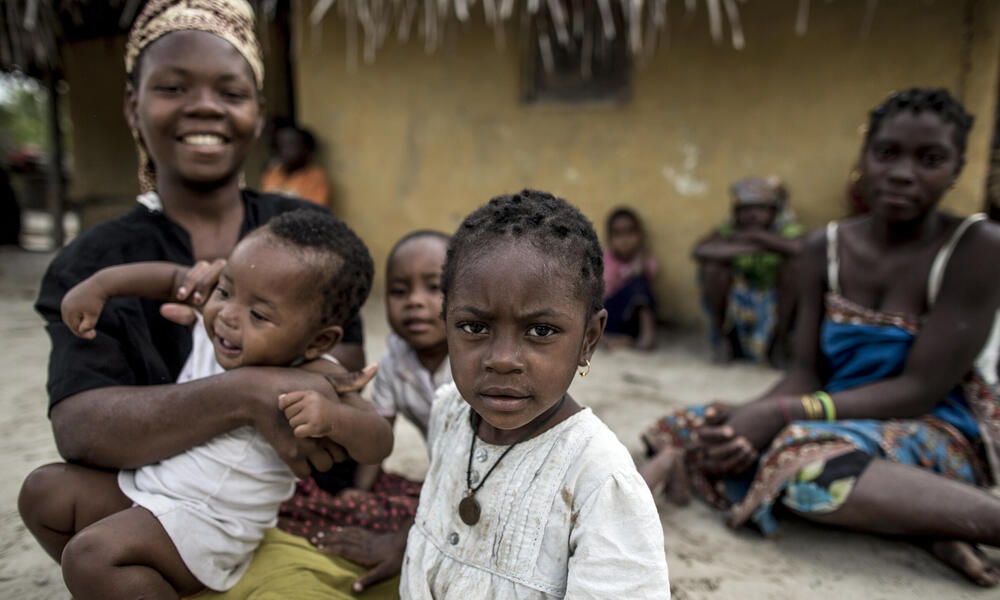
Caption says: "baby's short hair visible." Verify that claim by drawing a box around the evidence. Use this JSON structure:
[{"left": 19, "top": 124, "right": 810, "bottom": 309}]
[
  {"left": 265, "top": 209, "right": 373, "bottom": 327},
  {"left": 442, "top": 189, "right": 604, "bottom": 316}
]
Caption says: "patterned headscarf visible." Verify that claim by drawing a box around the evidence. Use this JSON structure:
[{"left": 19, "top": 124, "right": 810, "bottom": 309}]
[
  {"left": 730, "top": 176, "right": 785, "bottom": 208},
  {"left": 729, "top": 175, "right": 795, "bottom": 231},
  {"left": 125, "top": 0, "right": 264, "bottom": 192}
]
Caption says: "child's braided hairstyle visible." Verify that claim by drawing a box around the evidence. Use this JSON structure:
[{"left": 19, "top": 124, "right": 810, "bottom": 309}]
[
  {"left": 442, "top": 189, "right": 604, "bottom": 317},
  {"left": 865, "top": 87, "right": 974, "bottom": 171},
  {"left": 265, "top": 209, "right": 373, "bottom": 328}
]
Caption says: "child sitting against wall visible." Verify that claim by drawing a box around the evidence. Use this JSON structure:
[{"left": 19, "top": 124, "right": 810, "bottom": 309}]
[
  {"left": 262, "top": 124, "right": 332, "bottom": 209},
  {"left": 400, "top": 190, "right": 670, "bottom": 597},
  {"left": 692, "top": 176, "right": 803, "bottom": 364},
  {"left": 602, "top": 207, "right": 659, "bottom": 351},
  {"left": 19, "top": 210, "right": 393, "bottom": 598}
]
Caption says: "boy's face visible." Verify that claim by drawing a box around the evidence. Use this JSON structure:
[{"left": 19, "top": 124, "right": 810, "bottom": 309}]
[
  {"left": 386, "top": 236, "right": 448, "bottom": 353},
  {"left": 202, "top": 233, "right": 326, "bottom": 369}
]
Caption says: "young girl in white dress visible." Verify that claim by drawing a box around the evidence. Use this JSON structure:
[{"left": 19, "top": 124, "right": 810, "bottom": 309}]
[{"left": 400, "top": 190, "right": 671, "bottom": 599}]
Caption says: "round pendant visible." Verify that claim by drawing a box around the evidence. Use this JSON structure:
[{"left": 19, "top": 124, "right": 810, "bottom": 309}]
[{"left": 458, "top": 495, "right": 481, "bottom": 526}]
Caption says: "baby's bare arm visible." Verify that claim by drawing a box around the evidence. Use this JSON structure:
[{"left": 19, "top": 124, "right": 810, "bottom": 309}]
[
  {"left": 60, "top": 260, "right": 224, "bottom": 338},
  {"left": 279, "top": 362, "right": 394, "bottom": 465}
]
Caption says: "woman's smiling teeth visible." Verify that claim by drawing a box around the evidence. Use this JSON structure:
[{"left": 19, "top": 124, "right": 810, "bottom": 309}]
[{"left": 182, "top": 133, "right": 226, "bottom": 146}]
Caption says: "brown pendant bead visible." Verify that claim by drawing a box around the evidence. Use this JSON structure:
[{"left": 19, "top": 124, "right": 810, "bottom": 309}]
[{"left": 458, "top": 495, "right": 481, "bottom": 526}]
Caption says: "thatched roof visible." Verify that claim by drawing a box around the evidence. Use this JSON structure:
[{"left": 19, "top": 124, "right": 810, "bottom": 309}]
[{"left": 1, "top": 0, "right": 882, "bottom": 75}]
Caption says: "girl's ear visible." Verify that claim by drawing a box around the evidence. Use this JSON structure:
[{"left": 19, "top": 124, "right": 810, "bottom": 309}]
[
  {"left": 579, "top": 308, "right": 607, "bottom": 366},
  {"left": 303, "top": 325, "right": 344, "bottom": 361}
]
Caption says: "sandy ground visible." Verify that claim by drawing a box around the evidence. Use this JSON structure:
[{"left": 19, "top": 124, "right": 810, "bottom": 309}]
[{"left": 1, "top": 246, "right": 997, "bottom": 599}]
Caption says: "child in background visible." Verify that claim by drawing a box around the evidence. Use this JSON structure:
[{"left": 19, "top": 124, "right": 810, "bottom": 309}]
[
  {"left": 279, "top": 230, "right": 450, "bottom": 552},
  {"left": 262, "top": 124, "right": 331, "bottom": 208},
  {"left": 363, "top": 230, "right": 451, "bottom": 480},
  {"left": 19, "top": 210, "right": 393, "bottom": 597},
  {"left": 603, "top": 207, "right": 658, "bottom": 351},
  {"left": 401, "top": 190, "right": 670, "bottom": 598},
  {"left": 692, "top": 176, "right": 803, "bottom": 364}
]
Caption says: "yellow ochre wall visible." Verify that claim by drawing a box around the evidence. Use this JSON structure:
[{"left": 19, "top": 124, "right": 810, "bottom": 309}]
[{"left": 292, "top": 0, "right": 1000, "bottom": 327}]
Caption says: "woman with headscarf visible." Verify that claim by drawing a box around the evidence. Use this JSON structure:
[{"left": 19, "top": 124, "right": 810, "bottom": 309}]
[
  {"left": 692, "top": 176, "right": 804, "bottom": 365},
  {"left": 25, "top": 1, "right": 397, "bottom": 597}
]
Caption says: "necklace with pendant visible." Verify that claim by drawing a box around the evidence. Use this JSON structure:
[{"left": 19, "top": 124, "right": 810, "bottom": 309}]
[{"left": 459, "top": 395, "right": 566, "bottom": 526}]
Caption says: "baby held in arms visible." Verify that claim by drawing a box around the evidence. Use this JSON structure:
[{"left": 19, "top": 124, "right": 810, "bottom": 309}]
[{"left": 19, "top": 209, "right": 392, "bottom": 599}]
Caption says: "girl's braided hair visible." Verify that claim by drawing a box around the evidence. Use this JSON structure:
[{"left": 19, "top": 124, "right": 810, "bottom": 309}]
[{"left": 442, "top": 189, "right": 604, "bottom": 316}]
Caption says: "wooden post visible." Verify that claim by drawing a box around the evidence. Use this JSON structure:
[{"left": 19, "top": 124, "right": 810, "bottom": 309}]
[{"left": 45, "top": 68, "right": 65, "bottom": 248}]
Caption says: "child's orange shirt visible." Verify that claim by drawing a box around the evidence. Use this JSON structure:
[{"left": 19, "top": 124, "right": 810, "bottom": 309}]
[{"left": 261, "top": 164, "right": 330, "bottom": 208}]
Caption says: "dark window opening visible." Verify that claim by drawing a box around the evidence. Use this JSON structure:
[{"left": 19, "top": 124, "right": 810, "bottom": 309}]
[{"left": 522, "top": 0, "right": 631, "bottom": 104}]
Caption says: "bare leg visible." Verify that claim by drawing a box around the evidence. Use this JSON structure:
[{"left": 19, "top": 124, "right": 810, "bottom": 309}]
[
  {"left": 638, "top": 447, "right": 690, "bottom": 506},
  {"left": 635, "top": 306, "right": 657, "bottom": 351},
  {"left": 795, "top": 459, "right": 1000, "bottom": 586},
  {"left": 62, "top": 506, "right": 204, "bottom": 600},
  {"left": 699, "top": 262, "right": 733, "bottom": 361},
  {"left": 18, "top": 462, "right": 132, "bottom": 562}
]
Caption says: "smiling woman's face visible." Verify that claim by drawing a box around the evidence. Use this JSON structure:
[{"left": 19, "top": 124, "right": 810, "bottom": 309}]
[{"left": 127, "top": 30, "right": 262, "bottom": 189}]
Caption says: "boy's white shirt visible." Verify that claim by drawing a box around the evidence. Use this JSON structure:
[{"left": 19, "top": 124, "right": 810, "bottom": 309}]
[
  {"left": 371, "top": 331, "right": 451, "bottom": 439},
  {"left": 400, "top": 383, "right": 670, "bottom": 599}
]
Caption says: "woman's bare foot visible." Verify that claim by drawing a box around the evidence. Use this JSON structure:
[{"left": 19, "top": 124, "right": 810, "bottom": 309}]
[
  {"left": 639, "top": 448, "right": 690, "bottom": 506},
  {"left": 924, "top": 539, "right": 1000, "bottom": 587}
]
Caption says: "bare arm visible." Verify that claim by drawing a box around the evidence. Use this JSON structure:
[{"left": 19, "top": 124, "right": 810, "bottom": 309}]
[
  {"left": 61, "top": 260, "right": 224, "bottom": 339},
  {"left": 733, "top": 229, "right": 805, "bottom": 256},
  {"left": 352, "top": 463, "right": 383, "bottom": 491},
  {"left": 691, "top": 231, "right": 762, "bottom": 262},
  {"left": 280, "top": 361, "right": 395, "bottom": 465},
  {"left": 829, "top": 222, "right": 1000, "bottom": 419},
  {"left": 51, "top": 366, "right": 347, "bottom": 477}
]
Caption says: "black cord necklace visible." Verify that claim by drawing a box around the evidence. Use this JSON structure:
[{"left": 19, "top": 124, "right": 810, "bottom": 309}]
[{"left": 458, "top": 395, "right": 567, "bottom": 526}]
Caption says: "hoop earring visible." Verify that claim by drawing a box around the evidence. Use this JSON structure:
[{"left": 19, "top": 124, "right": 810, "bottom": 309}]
[{"left": 579, "top": 360, "right": 591, "bottom": 377}]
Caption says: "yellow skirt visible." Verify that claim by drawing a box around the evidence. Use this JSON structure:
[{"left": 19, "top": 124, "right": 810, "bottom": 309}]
[{"left": 197, "top": 528, "right": 400, "bottom": 600}]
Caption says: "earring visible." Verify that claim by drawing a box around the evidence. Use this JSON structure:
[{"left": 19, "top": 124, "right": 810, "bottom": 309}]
[
  {"left": 849, "top": 169, "right": 862, "bottom": 183},
  {"left": 579, "top": 360, "right": 591, "bottom": 377}
]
